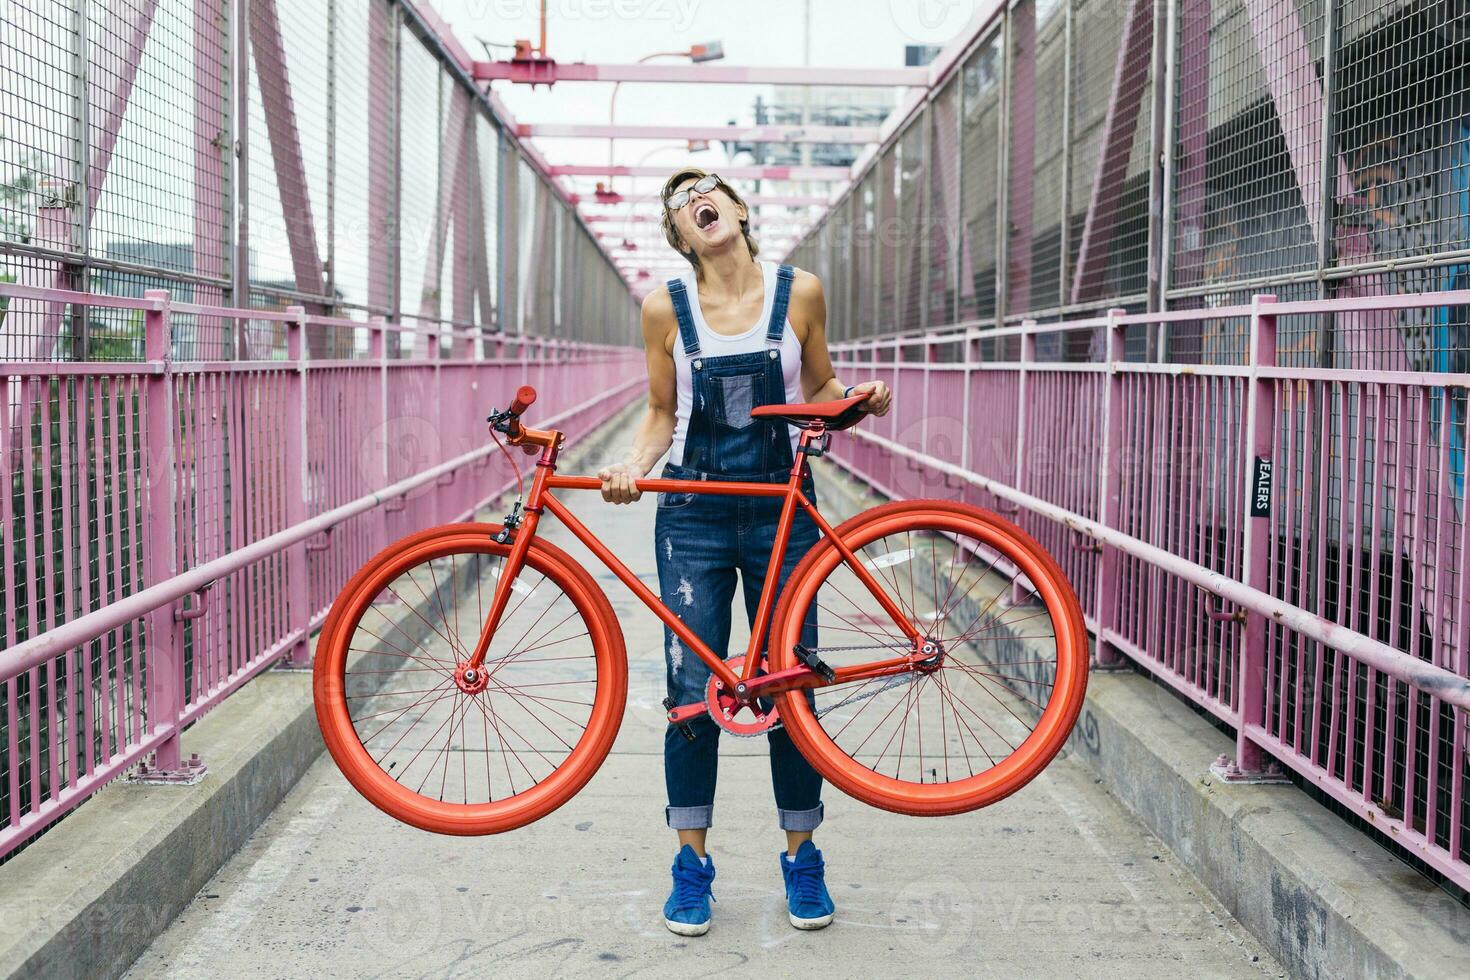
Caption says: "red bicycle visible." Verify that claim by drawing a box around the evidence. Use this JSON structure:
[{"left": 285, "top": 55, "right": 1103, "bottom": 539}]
[{"left": 314, "top": 386, "right": 1087, "bottom": 834}]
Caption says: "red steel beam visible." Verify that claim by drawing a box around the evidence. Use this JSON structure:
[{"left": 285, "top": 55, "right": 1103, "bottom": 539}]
[
  {"left": 473, "top": 60, "right": 929, "bottom": 87},
  {"left": 517, "top": 122, "right": 884, "bottom": 144}
]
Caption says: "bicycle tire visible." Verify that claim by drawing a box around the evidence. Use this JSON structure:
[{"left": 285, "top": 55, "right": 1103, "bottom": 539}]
[
  {"left": 768, "top": 500, "right": 1087, "bottom": 816},
  {"left": 314, "top": 523, "right": 627, "bottom": 834}
]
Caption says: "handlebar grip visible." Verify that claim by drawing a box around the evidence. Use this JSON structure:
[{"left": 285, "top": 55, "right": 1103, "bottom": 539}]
[{"left": 509, "top": 385, "right": 537, "bottom": 416}]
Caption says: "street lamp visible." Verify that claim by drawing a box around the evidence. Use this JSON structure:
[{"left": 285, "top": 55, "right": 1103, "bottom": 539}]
[{"left": 608, "top": 42, "right": 724, "bottom": 189}]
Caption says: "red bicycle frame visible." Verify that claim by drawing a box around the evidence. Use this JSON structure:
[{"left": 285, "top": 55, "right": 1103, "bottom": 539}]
[{"left": 464, "top": 420, "right": 926, "bottom": 704}]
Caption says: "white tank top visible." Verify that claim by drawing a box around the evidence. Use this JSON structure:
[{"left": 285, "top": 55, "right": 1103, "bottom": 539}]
[{"left": 669, "top": 261, "right": 804, "bottom": 467}]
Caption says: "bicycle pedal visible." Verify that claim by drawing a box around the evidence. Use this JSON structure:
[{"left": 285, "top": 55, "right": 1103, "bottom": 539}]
[
  {"left": 661, "top": 697, "right": 698, "bottom": 742},
  {"left": 793, "top": 644, "right": 836, "bottom": 683}
]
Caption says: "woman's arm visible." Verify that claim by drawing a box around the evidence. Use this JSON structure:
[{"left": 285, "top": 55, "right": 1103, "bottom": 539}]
[
  {"left": 792, "top": 270, "right": 892, "bottom": 416},
  {"left": 596, "top": 288, "right": 679, "bottom": 503}
]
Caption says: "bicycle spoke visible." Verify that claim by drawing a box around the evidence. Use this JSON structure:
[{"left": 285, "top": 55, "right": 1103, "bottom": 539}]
[
  {"left": 795, "top": 514, "right": 1073, "bottom": 791},
  {"left": 331, "top": 537, "right": 606, "bottom": 818}
]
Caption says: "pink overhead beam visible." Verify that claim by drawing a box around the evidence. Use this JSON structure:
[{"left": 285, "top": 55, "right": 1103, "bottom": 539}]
[
  {"left": 585, "top": 214, "right": 807, "bottom": 227},
  {"left": 577, "top": 194, "right": 828, "bottom": 209},
  {"left": 518, "top": 122, "right": 884, "bottom": 144},
  {"left": 473, "top": 60, "right": 929, "bottom": 87},
  {"left": 551, "top": 164, "right": 848, "bottom": 181}
]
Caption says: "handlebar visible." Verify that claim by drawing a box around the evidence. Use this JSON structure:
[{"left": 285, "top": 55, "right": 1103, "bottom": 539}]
[
  {"left": 488, "top": 384, "right": 558, "bottom": 456},
  {"left": 509, "top": 385, "right": 537, "bottom": 417}
]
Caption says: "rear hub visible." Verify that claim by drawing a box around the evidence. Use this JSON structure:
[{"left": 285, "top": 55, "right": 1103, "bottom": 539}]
[{"left": 915, "top": 638, "right": 945, "bottom": 673}]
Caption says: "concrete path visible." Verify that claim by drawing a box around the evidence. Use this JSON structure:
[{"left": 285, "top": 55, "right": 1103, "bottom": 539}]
[{"left": 125, "top": 414, "right": 1280, "bottom": 979}]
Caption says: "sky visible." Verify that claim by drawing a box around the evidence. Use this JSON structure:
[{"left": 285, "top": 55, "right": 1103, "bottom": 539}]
[{"left": 431, "top": 0, "right": 978, "bottom": 274}]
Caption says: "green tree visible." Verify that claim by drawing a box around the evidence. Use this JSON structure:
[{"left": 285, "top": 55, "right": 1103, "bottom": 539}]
[{"left": 0, "top": 149, "right": 42, "bottom": 325}]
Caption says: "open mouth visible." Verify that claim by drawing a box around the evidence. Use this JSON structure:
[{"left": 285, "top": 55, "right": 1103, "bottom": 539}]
[{"left": 694, "top": 202, "right": 720, "bottom": 230}]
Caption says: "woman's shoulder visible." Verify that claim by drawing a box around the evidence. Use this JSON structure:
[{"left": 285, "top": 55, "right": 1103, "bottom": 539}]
[
  {"left": 640, "top": 286, "right": 680, "bottom": 354},
  {"left": 784, "top": 266, "right": 824, "bottom": 313}
]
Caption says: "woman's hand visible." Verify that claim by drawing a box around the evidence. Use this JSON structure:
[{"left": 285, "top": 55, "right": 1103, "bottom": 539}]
[
  {"left": 847, "top": 380, "right": 892, "bottom": 417},
  {"left": 596, "top": 461, "right": 646, "bottom": 504}
]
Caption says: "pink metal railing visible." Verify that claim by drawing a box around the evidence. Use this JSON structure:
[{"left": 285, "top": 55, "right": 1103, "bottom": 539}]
[
  {"left": 828, "top": 291, "right": 1470, "bottom": 888},
  {"left": 0, "top": 282, "right": 641, "bottom": 858}
]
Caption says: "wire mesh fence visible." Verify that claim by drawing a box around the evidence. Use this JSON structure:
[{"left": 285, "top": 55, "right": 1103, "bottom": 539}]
[
  {"left": 827, "top": 291, "right": 1470, "bottom": 890},
  {"left": 0, "top": 0, "right": 637, "bottom": 364},
  {"left": 790, "top": 0, "right": 1469, "bottom": 355},
  {"left": 0, "top": 285, "right": 643, "bottom": 860}
]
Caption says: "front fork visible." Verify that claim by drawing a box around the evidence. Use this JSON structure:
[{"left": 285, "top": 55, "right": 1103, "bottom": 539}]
[{"left": 460, "top": 439, "right": 559, "bottom": 687}]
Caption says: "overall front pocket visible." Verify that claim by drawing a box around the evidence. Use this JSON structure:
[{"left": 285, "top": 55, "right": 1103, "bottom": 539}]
[{"left": 708, "top": 370, "right": 766, "bottom": 430}]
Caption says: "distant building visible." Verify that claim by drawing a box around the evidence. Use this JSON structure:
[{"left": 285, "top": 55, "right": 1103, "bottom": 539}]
[{"left": 742, "top": 86, "right": 897, "bottom": 171}]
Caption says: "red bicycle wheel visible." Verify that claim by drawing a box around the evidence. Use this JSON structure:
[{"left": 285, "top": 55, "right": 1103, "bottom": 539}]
[
  {"left": 769, "top": 500, "right": 1087, "bottom": 816},
  {"left": 314, "top": 524, "right": 627, "bottom": 834}
]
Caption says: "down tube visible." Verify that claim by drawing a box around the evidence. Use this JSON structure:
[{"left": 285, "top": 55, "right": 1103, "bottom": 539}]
[{"left": 538, "top": 494, "right": 743, "bottom": 692}]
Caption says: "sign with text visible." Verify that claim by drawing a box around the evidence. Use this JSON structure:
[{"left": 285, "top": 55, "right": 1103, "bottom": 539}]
[{"left": 1250, "top": 457, "right": 1273, "bottom": 518}]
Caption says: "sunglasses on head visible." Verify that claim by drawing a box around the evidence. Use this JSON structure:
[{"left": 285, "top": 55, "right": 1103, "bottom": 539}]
[{"left": 664, "top": 174, "right": 722, "bottom": 211}]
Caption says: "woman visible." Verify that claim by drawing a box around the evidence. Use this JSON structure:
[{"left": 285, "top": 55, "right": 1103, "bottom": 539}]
[{"left": 596, "top": 168, "right": 891, "bottom": 937}]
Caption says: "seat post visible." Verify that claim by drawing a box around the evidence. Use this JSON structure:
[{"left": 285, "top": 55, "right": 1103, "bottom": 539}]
[{"left": 791, "top": 422, "right": 828, "bottom": 478}]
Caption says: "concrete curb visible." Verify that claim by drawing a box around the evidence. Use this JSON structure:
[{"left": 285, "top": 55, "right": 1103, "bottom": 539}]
[
  {"left": 814, "top": 459, "right": 1470, "bottom": 980},
  {"left": 1072, "top": 671, "right": 1470, "bottom": 980},
  {"left": 0, "top": 399, "right": 645, "bottom": 980}
]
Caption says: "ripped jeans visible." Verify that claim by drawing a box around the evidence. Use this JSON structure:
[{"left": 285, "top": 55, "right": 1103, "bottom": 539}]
[{"left": 653, "top": 461, "right": 824, "bottom": 832}]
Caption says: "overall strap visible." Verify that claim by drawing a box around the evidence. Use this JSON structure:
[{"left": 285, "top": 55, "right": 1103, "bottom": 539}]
[
  {"left": 766, "top": 264, "right": 795, "bottom": 345},
  {"left": 666, "top": 277, "right": 701, "bottom": 357}
]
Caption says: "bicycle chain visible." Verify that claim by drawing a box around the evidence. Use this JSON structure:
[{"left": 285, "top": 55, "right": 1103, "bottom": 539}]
[{"left": 711, "top": 643, "right": 921, "bottom": 739}]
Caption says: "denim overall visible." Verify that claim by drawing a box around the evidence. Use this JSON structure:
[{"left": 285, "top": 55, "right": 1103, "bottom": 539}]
[{"left": 655, "top": 264, "right": 824, "bottom": 833}]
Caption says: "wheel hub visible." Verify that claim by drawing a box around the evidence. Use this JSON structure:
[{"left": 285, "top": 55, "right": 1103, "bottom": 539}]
[
  {"left": 454, "top": 662, "right": 490, "bottom": 694},
  {"left": 915, "top": 638, "right": 945, "bottom": 673}
]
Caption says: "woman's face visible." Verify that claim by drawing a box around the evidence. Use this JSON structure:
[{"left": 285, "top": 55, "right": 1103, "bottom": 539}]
[{"left": 669, "top": 176, "right": 747, "bottom": 257}]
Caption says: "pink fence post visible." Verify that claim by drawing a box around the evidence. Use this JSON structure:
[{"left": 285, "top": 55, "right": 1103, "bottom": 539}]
[
  {"left": 1236, "top": 294, "right": 1279, "bottom": 773},
  {"left": 280, "top": 305, "right": 312, "bottom": 667},
  {"left": 1010, "top": 320, "right": 1037, "bottom": 604},
  {"left": 430, "top": 322, "right": 446, "bottom": 526},
  {"left": 141, "top": 289, "right": 184, "bottom": 771},
  {"left": 1094, "top": 308, "right": 1130, "bottom": 666},
  {"left": 370, "top": 315, "right": 389, "bottom": 551}
]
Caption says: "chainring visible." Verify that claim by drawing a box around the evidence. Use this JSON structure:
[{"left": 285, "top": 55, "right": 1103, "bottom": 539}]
[{"left": 705, "top": 655, "right": 784, "bottom": 738}]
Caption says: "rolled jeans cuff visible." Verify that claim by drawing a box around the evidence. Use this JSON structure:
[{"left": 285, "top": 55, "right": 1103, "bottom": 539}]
[
  {"left": 665, "top": 804, "right": 713, "bottom": 830},
  {"left": 778, "top": 802, "right": 824, "bottom": 832}
]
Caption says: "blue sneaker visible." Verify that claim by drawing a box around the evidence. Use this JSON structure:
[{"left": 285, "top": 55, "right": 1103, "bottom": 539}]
[
  {"left": 663, "top": 845, "right": 716, "bottom": 936},
  {"left": 780, "top": 840, "right": 835, "bottom": 929}
]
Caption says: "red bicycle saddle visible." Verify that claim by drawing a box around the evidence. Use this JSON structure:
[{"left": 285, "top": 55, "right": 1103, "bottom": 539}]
[{"left": 749, "top": 391, "right": 871, "bottom": 430}]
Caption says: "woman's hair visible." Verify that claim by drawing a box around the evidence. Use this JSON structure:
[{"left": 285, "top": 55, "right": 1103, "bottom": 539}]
[{"left": 660, "top": 168, "right": 759, "bottom": 277}]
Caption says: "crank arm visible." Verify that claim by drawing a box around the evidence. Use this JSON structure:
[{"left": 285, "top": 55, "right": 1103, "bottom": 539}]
[{"left": 662, "top": 697, "right": 704, "bottom": 741}]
